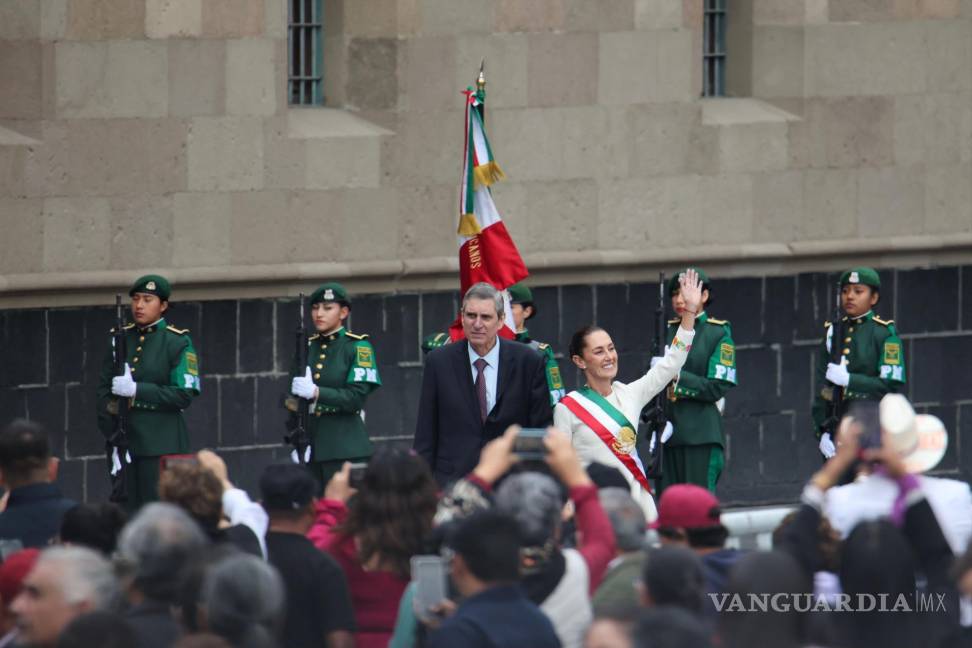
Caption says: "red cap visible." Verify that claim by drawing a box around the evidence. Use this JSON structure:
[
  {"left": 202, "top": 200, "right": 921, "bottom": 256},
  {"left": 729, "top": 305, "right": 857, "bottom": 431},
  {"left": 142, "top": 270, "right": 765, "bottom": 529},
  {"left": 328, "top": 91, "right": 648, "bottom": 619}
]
[
  {"left": 652, "top": 484, "right": 722, "bottom": 529},
  {"left": 0, "top": 548, "right": 40, "bottom": 606}
]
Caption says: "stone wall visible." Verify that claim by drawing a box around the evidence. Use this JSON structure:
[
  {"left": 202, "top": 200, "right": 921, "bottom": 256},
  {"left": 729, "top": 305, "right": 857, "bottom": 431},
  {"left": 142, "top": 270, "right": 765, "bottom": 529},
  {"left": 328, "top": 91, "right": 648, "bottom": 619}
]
[
  {"left": 1, "top": 0, "right": 971, "bottom": 307},
  {"left": 2, "top": 264, "right": 969, "bottom": 505}
]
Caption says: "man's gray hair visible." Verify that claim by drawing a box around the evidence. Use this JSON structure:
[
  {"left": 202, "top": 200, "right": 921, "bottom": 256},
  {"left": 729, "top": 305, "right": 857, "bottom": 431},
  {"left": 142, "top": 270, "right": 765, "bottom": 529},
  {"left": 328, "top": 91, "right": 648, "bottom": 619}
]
[
  {"left": 37, "top": 546, "right": 120, "bottom": 610},
  {"left": 117, "top": 502, "right": 208, "bottom": 603},
  {"left": 204, "top": 553, "right": 285, "bottom": 648},
  {"left": 462, "top": 282, "right": 504, "bottom": 319},
  {"left": 599, "top": 487, "right": 647, "bottom": 552},
  {"left": 494, "top": 472, "right": 563, "bottom": 547}
]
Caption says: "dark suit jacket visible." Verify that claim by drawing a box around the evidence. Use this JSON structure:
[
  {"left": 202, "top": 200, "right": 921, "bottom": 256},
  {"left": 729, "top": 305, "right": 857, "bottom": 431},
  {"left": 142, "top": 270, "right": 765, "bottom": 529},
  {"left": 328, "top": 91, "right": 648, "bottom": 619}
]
[{"left": 414, "top": 339, "right": 553, "bottom": 484}]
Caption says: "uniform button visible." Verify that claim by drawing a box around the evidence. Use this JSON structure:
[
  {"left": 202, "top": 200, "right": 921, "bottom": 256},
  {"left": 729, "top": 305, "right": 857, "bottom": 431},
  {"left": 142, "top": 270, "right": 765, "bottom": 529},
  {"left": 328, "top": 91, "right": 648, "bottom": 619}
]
[
  {"left": 848, "top": 327, "right": 855, "bottom": 333},
  {"left": 316, "top": 363, "right": 323, "bottom": 369},
  {"left": 314, "top": 373, "right": 320, "bottom": 379},
  {"left": 842, "top": 349, "right": 850, "bottom": 355},
  {"left": 844, "top": 337, "right": 851, "bottom": 343},
  {"left": 319, "top": 354, "right": 325, "bottom": 359},
  {"left": 136, "top": 346, "right": 142, "bottom": 352},
  {"left": 133, "top": 357, "right": 140, "bottom": 363},
  {"left": 130, "top": 368, "right": 136, "bottom": 374},
  {"left": 139, "top": 336, "right": 145, "bottom": 342}
]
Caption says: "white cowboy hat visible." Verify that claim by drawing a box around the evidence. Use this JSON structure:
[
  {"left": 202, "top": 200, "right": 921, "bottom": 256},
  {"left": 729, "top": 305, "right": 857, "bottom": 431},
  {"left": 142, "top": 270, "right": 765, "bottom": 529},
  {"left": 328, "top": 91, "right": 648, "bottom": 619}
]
[{"left": 880, "top": 394, "right": 948, "bottom": 474}]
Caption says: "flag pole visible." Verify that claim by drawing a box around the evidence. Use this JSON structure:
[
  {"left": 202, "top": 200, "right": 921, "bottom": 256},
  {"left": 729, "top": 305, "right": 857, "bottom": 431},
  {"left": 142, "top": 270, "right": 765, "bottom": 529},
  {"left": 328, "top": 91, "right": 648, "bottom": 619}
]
[{"left": 476, "top": 58, "right": 486, "bottom": 123}]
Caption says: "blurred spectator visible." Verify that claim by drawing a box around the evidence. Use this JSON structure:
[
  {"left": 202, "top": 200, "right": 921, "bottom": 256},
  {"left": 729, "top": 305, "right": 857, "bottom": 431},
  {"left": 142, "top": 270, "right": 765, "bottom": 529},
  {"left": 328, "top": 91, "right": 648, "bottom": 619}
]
[
  {"left": 653, "top": 484, "right": 743, "bottom": 609},
  {"left": 200, "top": 553, "right": 284, "bottom": 648},
  {"left": 586, "top": 464, "right": 631, "bottom": 491},
  {"left": 633, "top": 606, "right": 712, "bottom": 648},
  {"left": 592, "top": 488, "right": 647, "bottom": 615},
  {"left": 825, "top": 395, "right": 972, "bottom": 554},
  {"left": 948, "top": 543, "right": 972, "bottom": 648},
  {"left": 773, "top": 509, "right": 841, "bottom": 604},
  {"left": 640, "top": 546, "right": 705, "bottom": 615},
  {"left": 259, "top": 464, "right": 354, "bottom": 648},
  {"left": 116, "top": 502, "right": 208, "bottom": 648},
  {"left": 0, "top": 421, "right": 76, "bottom": 548},
  {"left": 717, "top": 551, "right": 810, "bottom": 648},
  {"left": 56, "top": 610, "right": 137, "bottom": 648},
  {"left": 0, "top": 548, "right": 39, "bottom": 647},
  {"left": 428, "top": 509, "right": 560, "bottom": 648},
  {"left": 197, "top": 450, "right": 269, "bottom": 558},
  {"left": 11, "top": 546, "right": 120, "bottom": 648},
  {"left": 492, "top": 427, "right": 615, "bottom": 648},
  {"left": 174, "top": 545, "right": 239, "bottom": 636},
  {"left": 585, "top": 607, "right": 636, "bottom": 648},
  {"left": 776, "top": 416, "right": 960, "bottom": 648},
  {"left": 308, "top": 448, "right": 438, "bottom": 648},
  {"left": 173, "top": 634, "right": 233, "bottom": 648},
  {"left": 158, "top": 461, "right": 261, "bottom": 558},
  {"left": 58, "top": 503, "right": 127, "bottom": 556}
]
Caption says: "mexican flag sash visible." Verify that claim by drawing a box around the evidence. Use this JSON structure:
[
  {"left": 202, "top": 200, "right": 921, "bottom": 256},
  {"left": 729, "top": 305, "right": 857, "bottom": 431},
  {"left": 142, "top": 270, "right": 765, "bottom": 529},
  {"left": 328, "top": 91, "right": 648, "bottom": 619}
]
[{"left": 561, "top": 386, "right": 652, "bottom": 494}]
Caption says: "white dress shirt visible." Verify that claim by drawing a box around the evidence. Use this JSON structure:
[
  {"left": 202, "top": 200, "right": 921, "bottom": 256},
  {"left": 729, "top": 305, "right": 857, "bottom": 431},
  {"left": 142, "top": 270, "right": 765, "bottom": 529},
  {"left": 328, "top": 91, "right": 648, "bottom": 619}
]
[{"left": 467, "top": 339, "right": 501, "bottom": 415}]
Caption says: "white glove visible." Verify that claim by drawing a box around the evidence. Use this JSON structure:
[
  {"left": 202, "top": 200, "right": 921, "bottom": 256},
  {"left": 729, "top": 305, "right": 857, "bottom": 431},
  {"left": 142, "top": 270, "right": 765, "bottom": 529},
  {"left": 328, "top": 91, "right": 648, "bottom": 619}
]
[
  {"left": 715, "top": 398, "right": 725, "bottom": 414},
  {"left": 111, "top": 364, "right": 136, "bottom": 398},
  {"left": 649, "top": 346, "right": 670, "bottom": 369},
  {"left": 818, "top": 432, "right": 836, "bottom": 459},
  {"left": 825, "top": 362, "right": 850, "bottom": 387},
  {"left": 648, "top": 422, "right": 674, "bottom": 453},
  {"left": 110, "top": 447, "right": 132, "bottom": 476},
  {"left": 290, "top": 446, "right": 312, "bottom": 464},
  {"left": 291, "top": 367, "right": 318, "bottom": 400}
]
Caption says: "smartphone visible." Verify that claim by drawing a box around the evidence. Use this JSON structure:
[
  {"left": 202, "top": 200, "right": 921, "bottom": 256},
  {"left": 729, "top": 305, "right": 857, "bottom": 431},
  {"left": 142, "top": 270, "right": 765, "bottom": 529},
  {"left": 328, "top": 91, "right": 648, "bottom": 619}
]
[
  {"left": 512, "top": 427, "right": 547, "bottom": 460},
  {"left": 411, "top": 555, "right": 447, "bottom": 620},
  {"left": 159, "top": 454, "right": 199, "bottom": 471},
  {"left": 347, "top": 462, "right": 368, "bottom": 489},
  {"left": 847, "top": 401, "right": 882, "bottom": 450}
]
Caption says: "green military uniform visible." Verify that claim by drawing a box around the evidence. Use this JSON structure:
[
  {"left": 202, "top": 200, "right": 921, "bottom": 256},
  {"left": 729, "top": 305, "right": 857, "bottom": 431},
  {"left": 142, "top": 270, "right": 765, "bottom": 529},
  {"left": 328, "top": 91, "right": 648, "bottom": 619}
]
[
  {"left": 96, "top": 276, "right": 200, "bottom": 509},
  {"left": 659, "top": 270, "right": 737, "bottom": 494},
  {"left": 291, "top": 283, "right": 381, "bottom": 489},
  {"left": 509, "top": 283, "right": 566, "bottom": 406},
  {"left": 811, "top": 268, "right": 906, "bottom": 441}
]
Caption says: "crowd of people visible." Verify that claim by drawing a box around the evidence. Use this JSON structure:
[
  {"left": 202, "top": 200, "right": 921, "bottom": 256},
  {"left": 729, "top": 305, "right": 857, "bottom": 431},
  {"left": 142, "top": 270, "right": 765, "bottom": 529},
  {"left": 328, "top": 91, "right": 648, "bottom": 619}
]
[{"left": 0, "top": 391, "right": 970, "bottom": 647}]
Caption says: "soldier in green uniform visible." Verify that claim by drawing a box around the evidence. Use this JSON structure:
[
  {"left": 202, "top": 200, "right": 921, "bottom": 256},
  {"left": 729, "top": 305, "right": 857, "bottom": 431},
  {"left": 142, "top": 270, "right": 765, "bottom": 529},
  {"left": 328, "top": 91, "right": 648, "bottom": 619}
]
[
  {"left": 812, "top": 267, "right": 906, "bottom": 458},
  {"left": 656, "top": 268, "right": 737, "bottom": 494},
  {"left": 96, "top": 275, "right": 201, "bottom": 509},
  {"left": 508, "top": 283, "right": 566, "bottom": 406},
  {"left": 289, "top": 282, "right": 381, "bottom": 489}
]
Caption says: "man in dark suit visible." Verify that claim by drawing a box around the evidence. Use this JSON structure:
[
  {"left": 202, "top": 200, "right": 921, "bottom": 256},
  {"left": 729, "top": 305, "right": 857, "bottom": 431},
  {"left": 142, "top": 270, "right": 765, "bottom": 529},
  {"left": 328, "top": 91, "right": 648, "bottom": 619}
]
[{"left": 414, "top": 283, "right": 553, "bottom": 484}]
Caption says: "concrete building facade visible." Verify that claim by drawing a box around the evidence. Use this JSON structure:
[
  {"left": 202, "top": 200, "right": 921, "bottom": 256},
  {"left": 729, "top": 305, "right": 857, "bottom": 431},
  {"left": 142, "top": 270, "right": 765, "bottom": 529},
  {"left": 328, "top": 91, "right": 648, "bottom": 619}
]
[{"left": 1, "top": 0, "right": 971, "bottom": 503}]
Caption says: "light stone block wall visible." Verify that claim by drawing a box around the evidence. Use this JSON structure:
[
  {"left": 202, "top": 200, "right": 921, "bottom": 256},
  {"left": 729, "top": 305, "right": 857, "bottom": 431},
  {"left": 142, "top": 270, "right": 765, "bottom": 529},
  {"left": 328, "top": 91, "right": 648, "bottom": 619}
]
[{"left": 0, "top": 0, "right": 970, "bottom": 305}]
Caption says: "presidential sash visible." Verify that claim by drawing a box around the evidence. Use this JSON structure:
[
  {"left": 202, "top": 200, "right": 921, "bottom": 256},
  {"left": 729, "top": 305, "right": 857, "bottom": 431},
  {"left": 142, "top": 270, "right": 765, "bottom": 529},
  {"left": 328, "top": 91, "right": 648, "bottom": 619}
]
[{"left": 561, "top": 387, "right": 652, "bottom": 494}]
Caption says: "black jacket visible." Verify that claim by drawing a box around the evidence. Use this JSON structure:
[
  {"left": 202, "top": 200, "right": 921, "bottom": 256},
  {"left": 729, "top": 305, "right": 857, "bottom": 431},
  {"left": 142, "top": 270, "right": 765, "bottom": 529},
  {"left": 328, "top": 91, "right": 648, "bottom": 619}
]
[
  {"left": 414, "top": 339, "right": 552, "bottom": 485},
  {"left": 0, "top": 483, "right": 77, "bottom": 548}
]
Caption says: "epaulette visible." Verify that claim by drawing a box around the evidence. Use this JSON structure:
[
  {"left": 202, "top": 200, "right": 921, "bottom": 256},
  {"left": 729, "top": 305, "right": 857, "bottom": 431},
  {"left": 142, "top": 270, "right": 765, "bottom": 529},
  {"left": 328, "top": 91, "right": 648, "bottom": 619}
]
[
  {"left": 346, "top": 331, "right": 369, "bottom": 340},
  {"left": 308, "top": 334, "right": 320, "bottom": 341},
  {"left": 706, "top": 317, "right": 729, "bottom": 326},
  {"left": 110, "top": 323, "right": 136, "bottom": 333},
  {"left": 668, "top": 317, "right": 680, "bottom": 325},
  {"left": 537, "top": 342, "right": 549, "bottom": 350},
  {"left": 166, "top": 325, "right": 189, "bottom": 335},
  {"left": 873, "top": 316, "right": 894, "bottom": 327}
]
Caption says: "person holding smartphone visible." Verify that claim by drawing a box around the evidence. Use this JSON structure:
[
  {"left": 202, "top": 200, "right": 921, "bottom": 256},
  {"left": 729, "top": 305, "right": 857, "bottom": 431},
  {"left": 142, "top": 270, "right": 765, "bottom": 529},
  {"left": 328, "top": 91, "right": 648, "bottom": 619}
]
[{"left": 553, "top": 270, "right": 703, "bottom": 521}]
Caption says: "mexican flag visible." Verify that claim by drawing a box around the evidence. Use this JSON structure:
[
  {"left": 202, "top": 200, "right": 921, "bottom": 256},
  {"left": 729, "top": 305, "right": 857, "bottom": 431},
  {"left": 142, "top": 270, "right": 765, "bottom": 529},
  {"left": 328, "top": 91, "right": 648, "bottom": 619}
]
[{"left": 449, "top": 80, "right": 528, "bottom": 341}]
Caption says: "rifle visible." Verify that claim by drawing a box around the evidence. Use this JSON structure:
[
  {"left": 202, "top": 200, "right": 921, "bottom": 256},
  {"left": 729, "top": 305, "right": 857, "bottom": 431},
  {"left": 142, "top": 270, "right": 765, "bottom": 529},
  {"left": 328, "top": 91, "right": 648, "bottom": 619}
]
[
  {"left": 820, "top": 282, "right": 845, "bottom": 439},
  {"left": 642, "top": 273, "right": 668, "bottom": 480},
  {"left": 284, "top": 294, "right": 312, "bottom": 464},
  {"left": 106, "top": 294, "right": 130, "bottom": 503}
]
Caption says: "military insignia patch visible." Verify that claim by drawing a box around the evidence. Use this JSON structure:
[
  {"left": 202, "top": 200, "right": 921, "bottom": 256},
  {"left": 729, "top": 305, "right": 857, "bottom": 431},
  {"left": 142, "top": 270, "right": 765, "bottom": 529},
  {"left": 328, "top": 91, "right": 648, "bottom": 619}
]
[
  {"left": 884, "top": 342, "right": 901, "bottom": 365},
  {"left": 186, "top": 352, "right": 199, "bottom": 375},
  {"left": 720, "top": 343, "right": 734, "bottom": 366},
  {"left": 849, "top": 272, "right": 859, "bottom": 283},
  {"left": 146, "top": 281, "right": 157, "bottom": 290},
  {"left": 356, "top": 345, "right": 374, "bottom": 368},
  {"left": 323, "top": 289, "right": 334, "bottom": 300},
  {"left": 549, "top": 367, "right": 563, "bottom": 389}
]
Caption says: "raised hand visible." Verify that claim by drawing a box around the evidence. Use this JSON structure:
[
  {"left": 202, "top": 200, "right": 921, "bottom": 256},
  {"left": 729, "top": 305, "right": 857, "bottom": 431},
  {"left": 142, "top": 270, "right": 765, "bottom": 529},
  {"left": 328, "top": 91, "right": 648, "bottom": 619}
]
[{"left": 678, "top": 268, "right": 703, "bottom": 316}]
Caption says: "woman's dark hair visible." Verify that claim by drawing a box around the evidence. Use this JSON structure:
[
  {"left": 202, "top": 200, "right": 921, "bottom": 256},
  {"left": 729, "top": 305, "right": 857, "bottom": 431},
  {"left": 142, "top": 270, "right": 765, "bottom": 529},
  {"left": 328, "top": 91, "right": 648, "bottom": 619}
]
[
  {"left": 447, "top": 509, "right": 522, "bottom": 583},
  {"left": 772, "top": 511, "right": 841, "bottom": 573},
  {"left": 719, "top": 550, "right": 811, "bottom": 648},
  {"left": 337, "top": 447, "right": 438, "bottom": 579},
  {"left": 569, "top": 325, "right": 606, "bottom": 359},
  {"left": 642, "top": 546, "right": 705, "bottom": 613},
  {"left": 60, "top": 503, "right": 127, "bottom": 555}
]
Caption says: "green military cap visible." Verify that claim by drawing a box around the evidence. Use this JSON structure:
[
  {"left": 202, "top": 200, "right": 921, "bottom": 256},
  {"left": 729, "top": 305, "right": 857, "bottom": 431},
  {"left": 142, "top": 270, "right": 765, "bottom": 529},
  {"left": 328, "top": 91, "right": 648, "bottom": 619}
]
[
  {"left": 129, "top": 274, "right": 171, "bottom": 301},
  {"left": 668, "top": 267, "right": 710, "bottom": 295},
  {"left": 508, "top": 283, "right": 537, "bottom": 319},
  {"left": 840, "top": 267, "right": 881, "bottom": 289},
  {"left": 310, "top": 282, "right": 351, "bottom": 307}
]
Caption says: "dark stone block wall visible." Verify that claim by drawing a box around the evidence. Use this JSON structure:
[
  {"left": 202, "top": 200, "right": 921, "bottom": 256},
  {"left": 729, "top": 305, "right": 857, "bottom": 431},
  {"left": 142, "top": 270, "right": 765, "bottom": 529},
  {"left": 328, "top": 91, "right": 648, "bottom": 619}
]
[{"left": 2, "top": 264, "right": 970, "bottom": 507}]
